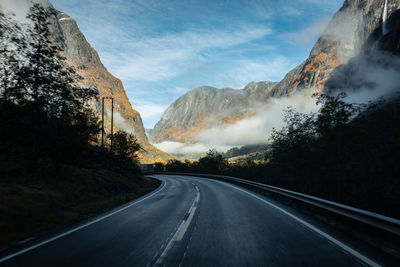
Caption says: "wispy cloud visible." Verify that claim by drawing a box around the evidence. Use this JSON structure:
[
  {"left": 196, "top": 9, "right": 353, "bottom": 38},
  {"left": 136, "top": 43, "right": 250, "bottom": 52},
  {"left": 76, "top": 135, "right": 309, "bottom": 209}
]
[
  {"left": 102, "top": 24, "right": 272, "bottom": 83},
  {"left": 281, "top": 17, "right": 330, "bottom": 48},
  {"left": 197, "top": 88, "right": 319, "bottom": 149},
  {"left": 153, "top": 141, "right": 232, "bottom": 155},
  {"left": 130, "top": 99, "right": 170, "bottom": 128},
  {"left": 133, "top": 100, "right": 167, "bottom": 119}
]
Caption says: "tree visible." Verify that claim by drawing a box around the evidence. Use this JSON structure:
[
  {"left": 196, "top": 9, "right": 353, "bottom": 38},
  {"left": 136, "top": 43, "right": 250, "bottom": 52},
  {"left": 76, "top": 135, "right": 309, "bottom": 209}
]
[
  {"left": 0, "top": 9, "right": 25, "bottom": 103},
  {"left": 165, "top": 159, "right": 191, "bottom": 172},
  {"left": 197, "top": 149, "right": 227, "bottom": 174},
  {"left": 269, "top": 107, "right": 316, "bottom": 163},
  {"left": 154, "top": 158, "right": 165, "bottom": 172},
  {"left": 314, "top": 93, "right": 359, "bottom": 136},
  {"left": 0, "top": 4, "right": 100, "bottom": 163},
  {"left": 3, "top": 4, "right": 98, "bottom": 119},
  {"left": 109, "top": 130, "right": 142, "bottom": 160}
]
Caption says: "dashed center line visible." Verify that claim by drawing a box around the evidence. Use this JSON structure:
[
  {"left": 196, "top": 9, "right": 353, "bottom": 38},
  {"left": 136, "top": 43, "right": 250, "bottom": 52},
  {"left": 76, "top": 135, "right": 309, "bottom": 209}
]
[
  {"left": 154, "top": 183, "right": 200, "bottom": 265},
  {"left": 176, "top": 207, "right": 197, "bottom": 241}
]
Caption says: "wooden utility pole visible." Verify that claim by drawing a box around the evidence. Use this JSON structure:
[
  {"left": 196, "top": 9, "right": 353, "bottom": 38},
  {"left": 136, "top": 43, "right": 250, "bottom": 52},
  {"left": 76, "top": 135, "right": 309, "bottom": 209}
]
[
  {"left": 101, "top": 97, "right": 105, "bottom": 147},
  {"left": 111, "top": 98, "right": 114, "bottom": 149},
  {"left": 101, "top": 96, "right": 114, "bottom": 148}
]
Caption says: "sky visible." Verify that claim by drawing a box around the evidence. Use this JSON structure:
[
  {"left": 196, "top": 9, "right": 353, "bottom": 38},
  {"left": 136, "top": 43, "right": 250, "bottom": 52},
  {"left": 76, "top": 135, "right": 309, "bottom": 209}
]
[{"left": 43, "top": 0, "right": 344, "bottom": 128}]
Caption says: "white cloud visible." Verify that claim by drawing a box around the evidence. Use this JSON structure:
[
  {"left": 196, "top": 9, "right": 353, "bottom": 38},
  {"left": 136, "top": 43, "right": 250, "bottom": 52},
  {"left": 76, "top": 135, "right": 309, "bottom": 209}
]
[
  {"left": 101, "top": 105, "right": 135, "bottom": 134},
  {"left": 134, "top": 101, "right": 168, "bottom": 119},
  {"left": 153, "top": 141, "right": 232, "bottom": 155},
  {"left": 281, "top": 17, "right": 330, "bottom": 47},
  {"left": 326, "top": 50, "right": 400, "bottom": 104},
  {"left": 103, "top": 25, "right": 273, "bottom": 83},
  {"left": 197, "top": 89, "right": 319, "bottom": 149}
]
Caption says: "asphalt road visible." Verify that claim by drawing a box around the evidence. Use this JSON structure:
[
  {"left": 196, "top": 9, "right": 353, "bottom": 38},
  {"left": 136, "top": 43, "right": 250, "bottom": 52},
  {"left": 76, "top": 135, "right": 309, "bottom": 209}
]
[{"left": 0, "top": 174, "right": 379, "bottom": 266}]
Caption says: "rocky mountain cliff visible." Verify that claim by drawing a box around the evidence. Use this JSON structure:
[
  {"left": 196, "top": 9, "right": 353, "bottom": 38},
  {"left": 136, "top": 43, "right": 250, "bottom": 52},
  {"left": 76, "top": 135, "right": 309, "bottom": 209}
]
[
  {"left": 151, "top": 0, "right": 400, "bottom": 146},
  {"left": 54, "top": 11, "right": 181, "bottom": 163},
  {"left": 150, "top": 81, "right": 277, "bottom": 143},
  {"left": 271, "top": 0, "right": 400, "bottom": 96},
  {"left": 55, "top": 12, "right": 148, "bottom": 143}
]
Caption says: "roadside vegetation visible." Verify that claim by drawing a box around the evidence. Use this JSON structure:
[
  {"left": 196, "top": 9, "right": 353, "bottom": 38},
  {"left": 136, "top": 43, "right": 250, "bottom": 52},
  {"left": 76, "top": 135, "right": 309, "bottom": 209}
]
[
  {"left": 161, "top": 93, "right": 400, "bottom": 219},
  {"left": 0, "top": 4, "right": 159, "bottom": 248}
]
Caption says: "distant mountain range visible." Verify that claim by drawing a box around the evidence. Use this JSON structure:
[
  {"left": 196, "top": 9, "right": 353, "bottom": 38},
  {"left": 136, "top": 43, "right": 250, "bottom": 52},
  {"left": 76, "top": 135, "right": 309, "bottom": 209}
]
[{"left": 150, "top": 0, "right": 400, "bottom": 148}]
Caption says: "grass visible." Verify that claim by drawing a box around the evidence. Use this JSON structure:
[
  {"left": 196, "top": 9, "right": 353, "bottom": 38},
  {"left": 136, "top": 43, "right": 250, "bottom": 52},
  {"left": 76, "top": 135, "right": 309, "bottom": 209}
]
[{"left": 0, "top": 154, "right": 161, "bottom": 249}]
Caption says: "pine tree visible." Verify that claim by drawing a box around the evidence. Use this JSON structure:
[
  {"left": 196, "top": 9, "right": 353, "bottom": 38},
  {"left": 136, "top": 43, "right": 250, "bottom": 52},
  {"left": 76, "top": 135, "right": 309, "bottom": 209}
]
[
  {"left": 1, "top": 4, "right": 100, "bottom": 162},
  {"left": 4, "top": 4, "right": 98, "bottom": 119}
]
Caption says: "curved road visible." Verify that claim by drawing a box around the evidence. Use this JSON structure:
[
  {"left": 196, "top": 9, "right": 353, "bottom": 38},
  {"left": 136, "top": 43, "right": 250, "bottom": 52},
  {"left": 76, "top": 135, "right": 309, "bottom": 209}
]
[{"left": 0, "top": 174, "right": 379, "bottom": 266}]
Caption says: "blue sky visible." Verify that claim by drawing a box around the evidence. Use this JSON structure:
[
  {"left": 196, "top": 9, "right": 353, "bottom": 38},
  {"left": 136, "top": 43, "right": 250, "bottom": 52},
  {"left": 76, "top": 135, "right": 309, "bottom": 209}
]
[{"left": 50, "top": 0, "right": 344, "bottom": 128}]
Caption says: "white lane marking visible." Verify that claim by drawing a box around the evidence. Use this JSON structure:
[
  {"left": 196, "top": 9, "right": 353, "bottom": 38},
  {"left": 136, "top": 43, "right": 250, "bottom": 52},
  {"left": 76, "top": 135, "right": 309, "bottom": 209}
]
[
  {"left": 155, "top": 184, "right": 200, "bottom": 265},
  {"left": 213, "top": 180, "right": 381, "bottom": 267},
  {"left": 155, "top": 218, "right": 186, "bottom": 265},
  {"left": 176, "top": 207, "right": 197, "bottom": 241},
  {"left": 0, "top": 180, "right": 167, "bottom": 263}
]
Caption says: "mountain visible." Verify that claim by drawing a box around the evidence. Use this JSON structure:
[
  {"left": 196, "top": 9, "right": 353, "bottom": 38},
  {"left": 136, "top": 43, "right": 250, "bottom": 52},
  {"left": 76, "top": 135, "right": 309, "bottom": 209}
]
[
  {"left": 150, "top": 81, "right": 277, "bottom": 143},
  {"left": 151, "top": 0, "right": 400, "bottom": 147},
  {"left": 55, "top": 12, "right": 147, "bottom": 143},
  {"left": 55, "top": 11, "right": 181, "bottom": 163},
  {"left": 323, "top": 0, "right": 400, "bottom": 95},
  {"left": 271, "top": 0, "right": 400, "bottom": 96}
]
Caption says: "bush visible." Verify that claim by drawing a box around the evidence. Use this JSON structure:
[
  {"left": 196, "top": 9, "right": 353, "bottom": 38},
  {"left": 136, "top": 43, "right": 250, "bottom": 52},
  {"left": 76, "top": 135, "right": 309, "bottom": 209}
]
[{"left": 109, "top": 130, "right": 142, "bottom": 162}]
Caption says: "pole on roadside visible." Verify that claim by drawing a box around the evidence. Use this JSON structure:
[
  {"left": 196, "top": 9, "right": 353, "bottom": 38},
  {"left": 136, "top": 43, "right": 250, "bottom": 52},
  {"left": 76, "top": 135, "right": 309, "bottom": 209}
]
[
  {"left": 101, "top": 96, "right": 114, "bottom": 149},
  {"left": 111, "top": 98, "right": 114, "bottom": 150},
  {"left": 101, "top": 97, "right": 105, "bottom": 147}
]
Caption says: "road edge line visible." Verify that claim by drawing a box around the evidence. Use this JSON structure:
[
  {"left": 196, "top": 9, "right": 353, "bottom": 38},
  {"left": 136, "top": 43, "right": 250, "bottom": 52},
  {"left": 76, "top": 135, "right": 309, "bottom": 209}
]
[
  {"left": 0, "top": 179, "right": 167, "bottom": 263},
  {"left": 213, "top": 179, "right": 380, "bottom": 267}
]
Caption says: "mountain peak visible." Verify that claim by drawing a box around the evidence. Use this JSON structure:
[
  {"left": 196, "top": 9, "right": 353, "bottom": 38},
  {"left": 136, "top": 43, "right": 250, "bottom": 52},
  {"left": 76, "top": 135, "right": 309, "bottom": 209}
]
[
  {"left": 244, "top": 81, "right": 277, "bottom": 92},
  {"left": 150, "top": 81, "right": 277, "bottom": 144}
]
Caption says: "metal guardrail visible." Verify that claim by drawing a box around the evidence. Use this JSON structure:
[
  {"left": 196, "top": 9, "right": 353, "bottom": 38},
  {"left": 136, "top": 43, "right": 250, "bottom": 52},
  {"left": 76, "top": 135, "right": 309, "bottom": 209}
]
[{"left": 155, "top": 172, "right": 400, "bottom": 236}]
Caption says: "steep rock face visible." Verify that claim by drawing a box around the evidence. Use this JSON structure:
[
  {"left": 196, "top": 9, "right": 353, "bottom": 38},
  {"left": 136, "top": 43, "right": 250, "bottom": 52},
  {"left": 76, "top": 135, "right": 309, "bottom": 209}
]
[
  {"left": 285, "top": 0, "right": 400, "bottom": 93},
  {"left": 268, "top": 61, "right": 306, "bottom": 97},
  {"left": 320, "top": 0, "right": 400, "bottom": 94},
  {"left": 379, "top": 8, "right": 400, "bottom": 54},
  {"left": 150, "top": 81, "right": 277, "bottom": 143},
  {"left": 55, "top": 12, "right": 148, "bottom": 143}
]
